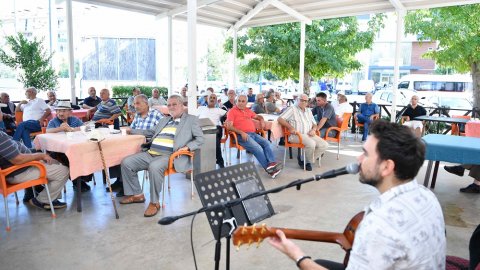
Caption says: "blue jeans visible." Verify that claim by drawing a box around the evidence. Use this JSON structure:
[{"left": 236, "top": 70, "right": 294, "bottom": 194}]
[
  {"left": 356, "top": 114, "right": 372, "bottom": 141},
  {"left": 237, "top": 132, "right": 275, "bottom": 169},
  {"left": 12, "top": 120, "right": 41, "bottom": 148}
]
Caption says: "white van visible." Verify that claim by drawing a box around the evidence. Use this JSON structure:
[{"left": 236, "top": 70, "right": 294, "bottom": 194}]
[
  {"left": 398, "top": 74, "right": 472, "bottom": 99},
  {"left": 357, "top": 80, "right": 375, "bottom": 95}
]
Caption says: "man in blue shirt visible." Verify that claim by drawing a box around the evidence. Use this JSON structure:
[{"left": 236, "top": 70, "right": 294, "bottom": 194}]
[
  {"left": 82, "top": 87, "right": 101, "bottom": 109},
  {"left": 356, "top": 93, "right": 380, "bottom": 141},
  {"left": 130, "top": 94, "right": 163, "bottom": 131},
  {"left": 46, "top": 101, "right": 91, "bottom": 192}
]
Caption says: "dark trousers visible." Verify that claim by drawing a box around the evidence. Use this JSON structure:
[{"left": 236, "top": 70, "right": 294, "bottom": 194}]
[
  {"left": 216, "top": 125, "right": 225, "bottom": 166},
  {"left": 315, "top": 259, "right": 345, "bottom": 270}
]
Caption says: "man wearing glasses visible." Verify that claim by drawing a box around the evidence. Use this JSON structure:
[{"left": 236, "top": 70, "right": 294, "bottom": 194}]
[{"left": 278, "top": 94, "right": 328, "bottom": 171}]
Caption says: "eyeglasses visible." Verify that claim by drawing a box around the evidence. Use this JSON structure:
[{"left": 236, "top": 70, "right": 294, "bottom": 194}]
[{"left": 299, "top": 99, "right": 309, "bottom": 103}]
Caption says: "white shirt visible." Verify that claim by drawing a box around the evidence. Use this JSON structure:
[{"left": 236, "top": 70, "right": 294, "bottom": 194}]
[
  {"left": 148, "top": 97, "right": 167, "bottom": 107},
  {"left": 347, "top": 180, "right": 446, "bottom": 270},
  {"left": 332, "top": 101, "right": 353, "bottom": 118},
  {"left": 278, "top": 105, "right": 316, "bottom": 134},
  {"left": 196, "top": 106, "right": 226, "bottom": 126},
  {"left": 21, "top": 98, "right": 49, "bottom": 121}
]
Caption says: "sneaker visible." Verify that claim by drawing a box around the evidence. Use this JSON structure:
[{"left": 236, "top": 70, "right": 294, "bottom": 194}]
[
  {"left": 459, "top": 183, "right": 480, "bottom": 193},
  {"left": 44, "top": 199, "right": 67, "bottom": 209},
  {"left": 266, "top": 162, "right": 278, "bottom": 173},
  {"left": 269, "top": 168, "right": 282, "bottom": 179},
  {"left": 444, "top": 165, "right": 465, "bottom": 177},
  {"left": 29, "top": 197, "right": 49, "bottom": 210},
  {"left": 305, "top": 163, "right": 312, "bottom": 171}
]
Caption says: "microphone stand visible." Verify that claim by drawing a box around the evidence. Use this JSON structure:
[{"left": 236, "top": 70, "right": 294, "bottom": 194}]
[{"left": 159, "top": 170, "right": 348, "bottom": 270}]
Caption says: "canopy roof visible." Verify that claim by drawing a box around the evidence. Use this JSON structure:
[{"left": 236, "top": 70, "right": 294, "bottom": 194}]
[{"left": 74, "top": 0, "right": 479, "bottom": 29}]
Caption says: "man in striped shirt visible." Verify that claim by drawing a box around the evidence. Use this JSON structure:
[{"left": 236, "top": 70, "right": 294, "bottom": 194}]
[
  {"left": 87, "top": 88, "right": 122, "bottom": 128},
  {"left": 130, "top": 94, "right": 162, "bottom": 130},
  {"left": 0, "top": 131, "right": 69, "bottom": 209},
  {"left": 119, "top": 95, "right": 204, "bottom": 217},
  {"left": 278, "top": 94, "right": 328, "bottom": 171}
]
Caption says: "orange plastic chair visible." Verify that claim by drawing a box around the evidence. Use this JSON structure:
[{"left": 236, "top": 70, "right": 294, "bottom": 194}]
[
  {"left": 124, "top": 104, "right": 135, "bottom": 124},
  {"left": 283, "top": 127, "right": 306, "bottom": 170},
  {"left": 95, "top": 118, "right": 114, "bottom": 126},
  {"left": 451, "top": 115, "right": 471, "bottom": 136},
  {"left": 162, "top": 149, "right": 195, "bottom": 208},
  {"left": 324, "top": 113, "right": 352, "bottom": 160},
  {"left": 15, "top": 111, "right": 47, "bottom": 136},
  {"left": 220, "top": 125, "right": 229, "bottom": 154},
  {"left": 0, "top": 161, "right": 56, "bottom": 231},
  {"left": 354, "top": 114, "right": 379, "bottom": 141},
  {"left": 227, "top": 130, "right": 247, "bottom": 166}
]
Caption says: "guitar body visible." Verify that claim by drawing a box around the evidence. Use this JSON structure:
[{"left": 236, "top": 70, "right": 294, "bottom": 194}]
[{"left": 233, "top": 211, "right": 364, "bottom": 267}]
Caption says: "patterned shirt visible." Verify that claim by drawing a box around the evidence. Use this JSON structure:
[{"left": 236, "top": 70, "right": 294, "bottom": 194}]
[
  {"left": 279, "top": 105, "right": 316, "bottom": 134},
  {"left": 130, "top": 109, "right": 163, "bottom": 130},
  {"left": 148, "top": 118, "right": 179, "bottom": 155},
  {"left": 92, "top": 99, "right": 122, "bottom": 121},
  {"left": 0, "top": 131, "right": 31, "bottom": 173},
  {"left": 47, "top": 116, "right": 83, "bottom": 129},
  {"left": 347, "top": 180, "right": 446, "bottom": 270}
]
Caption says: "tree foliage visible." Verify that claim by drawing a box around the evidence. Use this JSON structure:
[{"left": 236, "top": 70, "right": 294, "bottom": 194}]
[
  {"left": 224, "top": 15, "right": 384, "bottom": 93},
  {"left": 0, "top": 33, "right": 58, "bottom": 91},
  {"left": 404, "top": 4, "right": 480, "bottom": 108}
]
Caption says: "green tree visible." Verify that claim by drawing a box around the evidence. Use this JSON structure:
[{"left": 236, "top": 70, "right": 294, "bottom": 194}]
[
  {"left": 404, "top": 4, "right": 480, "bottom": 109},
  {"left": 224, "top": 15, "right": 384, "bottom": 94},
  {"left": 0, "top": 33, "right": 58, "bottom": 91}
]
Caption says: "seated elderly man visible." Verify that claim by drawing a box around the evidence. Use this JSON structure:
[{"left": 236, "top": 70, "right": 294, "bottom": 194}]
[
  {"left": 88, "top": 88, "right": 122, "bottom": 129},
  {"left": 355, "top": 92, "right": 380, "bottom": 142},
  {"left": 46, "top": 101, "right": 92, "bottom": 192},
  {"left": 1, "top": 92, "right": 16, "bottom": 133},
  {"left": 332, "top": 91, "right": 353, "bottom": 122},
  {"left": 401, "top": 95, "right": 427, "bottom": 137},
  {"left": 119, "top": 95, "right": 204, "bottom": 217},
  {"left": 46, "top": 91, "right": 59, "bottom": 108},
  {"left": 148, "top": 88, "right": 167, "bottom": 107},
  {"left": 127, "top": 87, "right": 141, "bottom": 113},
  {"left": 196, "top": 93, "right": 226, "bottom": 168},
  {"left": 131, "top": 94, "right": 163, "bottom": 130},
  {"left": 0, "top": 131, "right": 69, "bottom": 209},
  {"left": 222, "top": 89, "right": 237, "bottom": 111},
  {"left": 265, "top": 91, "right": 280, "bottom": 114},
  {"left": 251, "top": 93, "right": 266, "bottom": 114},
  {"left": 278, "top": 94, "right": 328, "bottom": 171},
  {"left": 226, "top": 94, "right": 282, "bottom": 178},
  {"left": 13, "top": 87, "right": 51, "bottom": 148},
  {"left": 82, "top": 87, "right": 101, "bottom": 109}
]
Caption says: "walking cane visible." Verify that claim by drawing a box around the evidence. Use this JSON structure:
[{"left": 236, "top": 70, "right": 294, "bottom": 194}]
[{"left": 95, "top": 139, "right": 120, "bottom": 219}]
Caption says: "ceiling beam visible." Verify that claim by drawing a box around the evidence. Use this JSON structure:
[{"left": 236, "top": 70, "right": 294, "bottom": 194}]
[
  {"left": 223, "top": 0, "right": 254, "bottom": 10},
  {"left": 74, "top": 0, "right": 165, "bottom": 14},
  {"left": 230, "top": 0, "right": 271, "bottom": 31},
  {"left": 388, "top": 0, "right": 405, "bottom": 10},
  {"left": 269, "top": 0, "right": 312, "bottom": 25},
  {"left": 143, "top": 0, "right": 182, "bottom": 7},
  {"left": 198, "top": 9, "right": 237, "bottom": 22},
  {"left": 155, "top": 0, "right": 222, "bottom": 19},
  {"left": 209, "top": 3, "right": 246, "bottom": 16}
]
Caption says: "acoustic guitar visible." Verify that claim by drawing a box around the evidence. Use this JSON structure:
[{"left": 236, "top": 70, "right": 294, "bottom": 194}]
[{"left": 232, "top": 211, "right": 364, "bottom": 266}]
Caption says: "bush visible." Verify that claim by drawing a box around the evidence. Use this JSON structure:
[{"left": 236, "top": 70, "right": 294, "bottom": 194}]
[{"left": 112, "top": 85, "right": 168, "bottom": 98}]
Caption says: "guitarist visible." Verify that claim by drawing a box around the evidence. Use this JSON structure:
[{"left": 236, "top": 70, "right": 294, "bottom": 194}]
[{"left": 269, "top": 120, "right": 446, "bottom": 270}]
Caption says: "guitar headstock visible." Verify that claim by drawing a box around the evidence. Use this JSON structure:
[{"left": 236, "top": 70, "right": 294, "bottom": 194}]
[{"left": 232, "top": 223, "right": 273, "bottom": 250}]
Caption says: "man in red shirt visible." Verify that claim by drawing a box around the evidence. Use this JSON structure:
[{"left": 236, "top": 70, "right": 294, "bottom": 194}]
[{"left": 226, "top": 94, "right": 282, "bottom": 178}]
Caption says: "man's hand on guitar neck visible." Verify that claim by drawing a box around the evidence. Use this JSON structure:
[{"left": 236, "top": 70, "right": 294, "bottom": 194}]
[{"left": 268, "top": 230, "right": 327, "bottom": 270}]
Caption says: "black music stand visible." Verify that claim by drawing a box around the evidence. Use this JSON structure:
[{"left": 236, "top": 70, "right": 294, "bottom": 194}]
[{"left": 194, "top": 162, "right": 275, "bottom": 270}]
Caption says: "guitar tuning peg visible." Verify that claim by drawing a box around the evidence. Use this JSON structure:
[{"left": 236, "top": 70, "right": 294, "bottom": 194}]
[
  {"left": 236, "top": 246, "right": 240, "bottom": 252},
  {"left": 260, "top": 224, "right": 267, "bottom": 234},
  {"left": 241, "top": 226, "right": 247, "bottom": 235},
  {"left": 237, "top": 240, "right": 242, "bottom": 247},
  {"left": 247, "top": 240, "right": 253, "bottom": 249},
  {"left": 256, "top": 241, "right": 261, "bottom": 248}
]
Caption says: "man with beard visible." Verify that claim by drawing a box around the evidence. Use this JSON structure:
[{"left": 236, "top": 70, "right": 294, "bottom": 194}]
[{"left": 268, "top": 120, "right": 446, "bottom": 270}]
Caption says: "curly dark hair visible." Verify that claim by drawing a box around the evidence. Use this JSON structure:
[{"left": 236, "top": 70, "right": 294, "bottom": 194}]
[{"left": 369, "top": 119, "right": 425, "bottom": 181}]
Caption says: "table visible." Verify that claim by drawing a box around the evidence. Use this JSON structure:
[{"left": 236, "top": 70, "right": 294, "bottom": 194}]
[
  {"left": 422, "top": 134, "right": 480, "bottom": 189},
  {"left": 414, "top": 115, "right": 469, "bottom": 134},
  {"left": 50, "top": 109, "right": 90, "bottom": 120},
  {"left": 34, "top": 130, "right": 145, "bottom": 211},
  {"left": 465, "top": 121, "right": 480, "bottom": 137}
]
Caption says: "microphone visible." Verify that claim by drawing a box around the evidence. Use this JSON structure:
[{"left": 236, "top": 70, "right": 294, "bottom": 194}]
[
  {"left": 158, "top": 215, "right": 179, "bottom": 225},
  {"left": 318, "top": 163, "right": 359, "bottom": 179}
]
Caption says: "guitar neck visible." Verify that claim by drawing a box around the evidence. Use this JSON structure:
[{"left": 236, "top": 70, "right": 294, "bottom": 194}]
[{"left": 270, "top": 227, "right": 350, "bottom": 248}]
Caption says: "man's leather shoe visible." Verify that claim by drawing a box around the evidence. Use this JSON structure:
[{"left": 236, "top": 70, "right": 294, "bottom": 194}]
[
  {"left": 144, "top": 202, "right": 160, "bottom": 217},
  {"left": 444, "top": 165, "right": 465, "bottom": 177},
  {"left": 120, "top": 194, "right": 145, "bottom": 204},
  {"left": 305, "top": 163, "right": 312, "bottom": 171}
]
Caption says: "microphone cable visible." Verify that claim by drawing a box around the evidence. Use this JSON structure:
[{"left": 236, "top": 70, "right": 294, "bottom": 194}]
[{"left": 190, "top": 211, "right": 199, "bottom": 270}]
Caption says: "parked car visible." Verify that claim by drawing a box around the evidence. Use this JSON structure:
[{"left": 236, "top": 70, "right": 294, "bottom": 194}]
[
  {"left": 372, "top": 89, "right": 419, "bottom": 107},
  {"left": 423, "top": 96, "right": 473, "bottom": 117},
  {"left": 335, "top": 81, "right": 352, "bottom": 95},
  {"left": 357, "top": 80, "right": 376, "bottom": 95}
]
